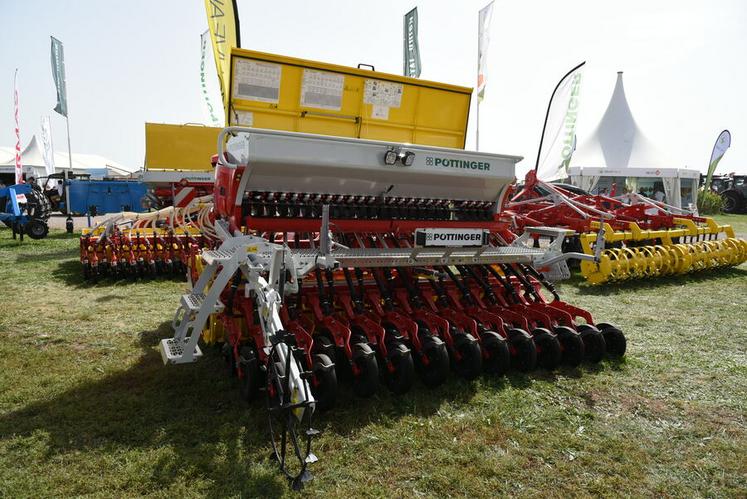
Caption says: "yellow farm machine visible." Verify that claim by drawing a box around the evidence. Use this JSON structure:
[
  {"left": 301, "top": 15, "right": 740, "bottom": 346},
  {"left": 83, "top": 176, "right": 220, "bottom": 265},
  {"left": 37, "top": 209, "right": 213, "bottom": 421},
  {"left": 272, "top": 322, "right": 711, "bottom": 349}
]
[{"left": 507, "top": 171, "right": 747, "bottom": 284}]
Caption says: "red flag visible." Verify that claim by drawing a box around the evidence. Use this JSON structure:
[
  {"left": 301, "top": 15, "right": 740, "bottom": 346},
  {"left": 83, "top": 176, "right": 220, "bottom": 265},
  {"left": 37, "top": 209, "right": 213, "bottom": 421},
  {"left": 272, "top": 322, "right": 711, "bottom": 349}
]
[{"left": 14, "top": 69, "right": 23, "bottom": 184}]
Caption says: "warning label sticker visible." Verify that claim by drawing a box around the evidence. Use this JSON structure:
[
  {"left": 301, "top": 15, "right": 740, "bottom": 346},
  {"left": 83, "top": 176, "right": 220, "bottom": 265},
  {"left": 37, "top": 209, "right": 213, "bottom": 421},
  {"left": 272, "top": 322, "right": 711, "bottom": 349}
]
[
  {"left": 233, "top": 59, "right": 281, "bottom": 103},
  {"left": 371, "top": 105, "right": 389, "bottom": 120},
  {"left": 234, "top": 110, "right": 254, "bottom": 126},
  {"left": 364, "top": 80, "right": 403, "bottom": 108},
  {"left": 301, "top": 69, "right": 344, "bottom": 110}
]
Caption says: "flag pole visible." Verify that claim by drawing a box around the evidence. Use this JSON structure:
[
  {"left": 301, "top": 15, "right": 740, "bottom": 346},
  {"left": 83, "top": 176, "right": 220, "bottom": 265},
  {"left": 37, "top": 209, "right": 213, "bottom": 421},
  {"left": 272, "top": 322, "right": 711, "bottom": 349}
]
[
  {"left": 476, "top": 13, "right": 480, "bottom": 151},
  {"left": 64, "top": 112, "right": 72, "bottom": 221}
]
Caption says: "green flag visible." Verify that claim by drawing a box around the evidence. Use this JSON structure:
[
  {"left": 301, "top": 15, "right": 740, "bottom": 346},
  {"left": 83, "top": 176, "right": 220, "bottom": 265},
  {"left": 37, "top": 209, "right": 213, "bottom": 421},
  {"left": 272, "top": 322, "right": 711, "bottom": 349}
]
[
  {"left": 704, "top": 130, "right": 731, "bottom": 191},
  {"left": 51, "top": 36, "right": 68, "bottom": 117},
  {"left": 403, "top": 8, "right": 421, "bottom": 78}
]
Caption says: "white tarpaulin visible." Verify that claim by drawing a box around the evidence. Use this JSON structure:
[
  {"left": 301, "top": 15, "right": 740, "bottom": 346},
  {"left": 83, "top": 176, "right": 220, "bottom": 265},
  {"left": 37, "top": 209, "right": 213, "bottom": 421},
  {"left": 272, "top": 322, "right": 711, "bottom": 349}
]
[
  {"left": 536, "top": 63, "right": 585, "bottom": 181},
  {"left": 0, "top": 135, "right": 138, "bottom": 179},
  {"left": 662, "top": 175, "right": 679, "bottom": 208}
]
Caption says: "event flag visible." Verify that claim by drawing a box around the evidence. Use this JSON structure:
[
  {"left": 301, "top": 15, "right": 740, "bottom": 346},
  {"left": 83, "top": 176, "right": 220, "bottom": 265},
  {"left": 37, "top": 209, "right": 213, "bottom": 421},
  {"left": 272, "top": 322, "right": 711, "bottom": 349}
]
[
  {"left": 200, "top": 30, "right": 224, "bottom": 126},
  {"left": 403, "top": 8, "right": 421, "bottom": 78},
  {"left": 535, "top": 62, "right": 586, "bottom": 181},
  {"left": 40, "top": 116, "right": 56, "bottom": 178},
  {"left": 13, "top": 69, "right": 22, "bottom": 184},
  {"left": 704, "top": 130, "right": 731, "bottom": 190},
  {"left": 204, "top": 0, "right": 241, "bottom": 112},
  {"left": 50, "top": 36, "right": 68, "bottom": 117},
  {"left": 477, "top": 1, "right": 494, "bottom": 101}
]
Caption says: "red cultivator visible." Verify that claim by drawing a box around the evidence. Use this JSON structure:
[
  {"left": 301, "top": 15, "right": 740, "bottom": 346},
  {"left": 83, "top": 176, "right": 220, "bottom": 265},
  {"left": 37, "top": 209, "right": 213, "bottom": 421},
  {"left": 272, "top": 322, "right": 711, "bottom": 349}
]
[
  {"left": 79, "top": 197, "right": 218, "bottom": 281},
  {"left": 506, "top": 171, "right": 747, "bottom": 283}
]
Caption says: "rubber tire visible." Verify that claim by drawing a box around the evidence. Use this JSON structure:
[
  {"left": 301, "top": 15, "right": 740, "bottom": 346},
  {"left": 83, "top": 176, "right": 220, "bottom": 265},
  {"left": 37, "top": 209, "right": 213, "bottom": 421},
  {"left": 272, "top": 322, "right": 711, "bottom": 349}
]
[
  {"left": 578, "top": 324, "right": 606, "bottom": 363},
  {"left": 481, "top": 331, "right": 511, "bottom": 377},
  {"left": 311, "top": 353, "right": 337, "bottom": 411},
  {"left": 721, "top": 191, "right": 741, "bottom": 214},
  {"left": 532, "top": 328, "right": 562, "bottom": 371},
  {"left": 507, "top": 328, "right": 537, "bottom": 372},
  {"left": 238, "top": 345, "right": 261, "bottom": 402},
  {"left": 351, "top": 342, "right": 379, "bottom": 398},
  {"left": 452, "top": 333, "right": 483, "bottom": 381},
  {"left": 554, "top": 326, "right": 585, "bottom": 368},
  {"left": 386, "top": 341, "right": 415, "bottom": 395},
  {"left": 312, "top": 333, "right": 336, "bottom": 363},
  {"left": 418, "top": 334, "right": 450, "bottom": 388},
  {"left": 26, "top": 219, "right": 49, "bottom": 239},
  {"left": 597, "top": 323, "right": 627, "bottom": 358}
]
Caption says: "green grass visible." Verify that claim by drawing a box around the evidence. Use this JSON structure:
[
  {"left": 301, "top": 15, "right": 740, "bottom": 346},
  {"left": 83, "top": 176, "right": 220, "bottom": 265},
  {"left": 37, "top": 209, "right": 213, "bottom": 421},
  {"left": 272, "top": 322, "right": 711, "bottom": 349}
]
[
  {"left": 714, "top": 213, "right": 747, "bottom": 238},
  {"left": 1, "top": 225, "right": 746, "bottom": 497}
]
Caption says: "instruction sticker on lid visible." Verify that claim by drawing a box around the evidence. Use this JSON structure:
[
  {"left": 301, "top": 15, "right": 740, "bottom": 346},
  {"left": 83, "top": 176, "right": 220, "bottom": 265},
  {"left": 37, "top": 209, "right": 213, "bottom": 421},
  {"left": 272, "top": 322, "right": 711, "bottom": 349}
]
[
  {"left": 301, "top": 69, "right": 344, "bottom": 110},
  {"left": 364, "top": 80, "right": 403, "bottom": 108},
  {"left": 233, "top": 59, "right": 281, "bottom": 103}
]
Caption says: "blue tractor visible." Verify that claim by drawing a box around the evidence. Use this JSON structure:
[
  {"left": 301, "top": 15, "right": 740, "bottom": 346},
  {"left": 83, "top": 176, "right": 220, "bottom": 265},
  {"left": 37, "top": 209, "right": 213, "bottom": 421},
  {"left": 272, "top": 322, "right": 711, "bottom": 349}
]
[{"left": 0, "top": 183, "right": 52, "bottom": 240}]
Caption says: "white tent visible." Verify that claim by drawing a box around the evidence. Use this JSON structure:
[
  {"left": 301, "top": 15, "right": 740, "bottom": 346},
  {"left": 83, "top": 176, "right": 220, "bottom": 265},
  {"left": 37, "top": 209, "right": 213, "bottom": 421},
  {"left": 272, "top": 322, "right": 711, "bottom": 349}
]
[
  {"left": 569, "top": 72, "right": 699, "bottom": 209},
  {"left": 0, "top": 135, "right": 140, "bottom": 181}
]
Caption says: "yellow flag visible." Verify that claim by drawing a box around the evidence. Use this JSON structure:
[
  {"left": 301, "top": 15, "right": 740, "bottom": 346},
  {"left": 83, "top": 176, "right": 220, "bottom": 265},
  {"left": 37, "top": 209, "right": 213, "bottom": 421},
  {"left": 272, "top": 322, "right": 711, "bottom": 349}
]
[{"left": 204, "top": 0, "right": 241, "bottom": 114}]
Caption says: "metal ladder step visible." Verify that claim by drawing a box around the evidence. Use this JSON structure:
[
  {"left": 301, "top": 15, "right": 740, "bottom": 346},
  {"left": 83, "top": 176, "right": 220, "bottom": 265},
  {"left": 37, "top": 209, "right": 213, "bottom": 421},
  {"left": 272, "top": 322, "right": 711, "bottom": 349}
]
[
  {"left": 202, "top": 248, "right": 236, "bottom": 265},
  {"left": 181, "top": 293, "right": 225, "bottom": 312},
  {"left": 159, "top": 338, "right": 203, "bottom": 364}
]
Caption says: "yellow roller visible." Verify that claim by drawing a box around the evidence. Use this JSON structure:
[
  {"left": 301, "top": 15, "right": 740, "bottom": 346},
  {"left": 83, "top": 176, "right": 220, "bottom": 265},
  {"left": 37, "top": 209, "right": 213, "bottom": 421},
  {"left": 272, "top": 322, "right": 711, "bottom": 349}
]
[{"left": 578, "top": 218, "right": 747, "bottom": 284}]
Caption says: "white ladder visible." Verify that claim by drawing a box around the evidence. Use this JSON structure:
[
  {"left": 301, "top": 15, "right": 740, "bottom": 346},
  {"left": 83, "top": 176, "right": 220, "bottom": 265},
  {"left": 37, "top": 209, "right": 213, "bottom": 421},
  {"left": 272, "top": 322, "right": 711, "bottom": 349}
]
[{"left": 159, "top": 247, "right": 239, "bottom": 364}]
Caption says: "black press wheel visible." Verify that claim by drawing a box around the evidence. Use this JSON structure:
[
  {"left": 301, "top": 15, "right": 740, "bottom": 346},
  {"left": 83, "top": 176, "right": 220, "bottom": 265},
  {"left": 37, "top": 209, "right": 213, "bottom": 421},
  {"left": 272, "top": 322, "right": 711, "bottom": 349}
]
[
  {"left": 577, "top": 324, "right": 607, "bottom": 363},
  {"left": 312, "top": 333, "right": 336, "bottom": 363},
  {"left": 507, "top": 328, "right": 537, "bottom": 372},
  {"left": 311, "top": 353, "right": 337, "bottom": 411},
  {"left": 417, "top": 333, "right": 450, "bottom": 388},
  {"left": 351, "top": 342, "right": 379, "bottom": 398},
  {"left": 596, "top": 323, "right": 627, "bottom": 358},
  {"left": 532, "top": 328, "right": 562, "bottom": 371},
  {"left": 452, "top": 332, "right": 483, "bottom": 381},
  {"left": 481, "top": 330, "right": 511, "bottom": 376},
  {"left": 554, "top": 326, "right": 585, "bottom": 367},
  {"left": 385, "top": 341, "right": 415, "bottom": 395}
]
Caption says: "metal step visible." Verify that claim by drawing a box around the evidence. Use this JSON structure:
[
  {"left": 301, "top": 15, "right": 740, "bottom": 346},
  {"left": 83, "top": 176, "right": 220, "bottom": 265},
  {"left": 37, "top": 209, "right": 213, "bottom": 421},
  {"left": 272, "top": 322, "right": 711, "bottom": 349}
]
[
  {"left": 159, "top": 338, "right": 203, "bottom": 364},
  {"left": 292, "top": 245, "right": 544, "bottom": 268},
  {"left": 202, "top": 248, "right": 236, "bottom": 265},
  {"left": 181, "top": 293, "right": 225, "bottom": 312}
]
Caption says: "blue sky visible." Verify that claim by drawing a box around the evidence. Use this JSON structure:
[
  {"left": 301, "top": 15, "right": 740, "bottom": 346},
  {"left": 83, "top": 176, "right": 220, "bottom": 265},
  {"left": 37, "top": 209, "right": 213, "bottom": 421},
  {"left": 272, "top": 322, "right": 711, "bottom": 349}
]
[{"left": 2, "top": 0, "right": 746, "bottom": 174}]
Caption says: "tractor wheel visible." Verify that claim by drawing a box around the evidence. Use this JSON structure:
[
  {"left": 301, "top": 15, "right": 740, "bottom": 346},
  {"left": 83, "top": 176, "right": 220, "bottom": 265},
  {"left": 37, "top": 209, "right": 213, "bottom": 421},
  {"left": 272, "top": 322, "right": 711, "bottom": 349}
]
[
  {"left": 481, "top": 330, "right": 511, "bottom": 377},
  {"left": 351, "top": 342, "right": 379, "bottom": 398},
  {"left": 418, "top": 334, "right": 450, "bottom": 388},
  {"left": 554, "top": 326, "right": 585, "bottom": 367},
  {"left": 532, "top": 328, "right": 562, "bottom": 370},
  {"left": 385, "top": 341, "right": 415, "bottom": 395},
  {"left": 721, "top": 191, "right": 741, "bottom": 214},
  {"left": 452, "top": 332, "right": 483, "bottom": 381},
  {"left": 596, "top": 323, "right": 627, "bottom": 358},
  {"left": 577, "top": 324, "right": 606, "bottom": 363},
  {"left": 507, "top": 328, "right": 537, "bottom": 372},
  {"left": 26, "top": 219, "right": 49, "bottom": 239},
  {"left": 238, "top": 345, "right": 261, "bottom": 402},
  {"left": 311, "top": 353, "right": 337, "bottom": 411}
]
